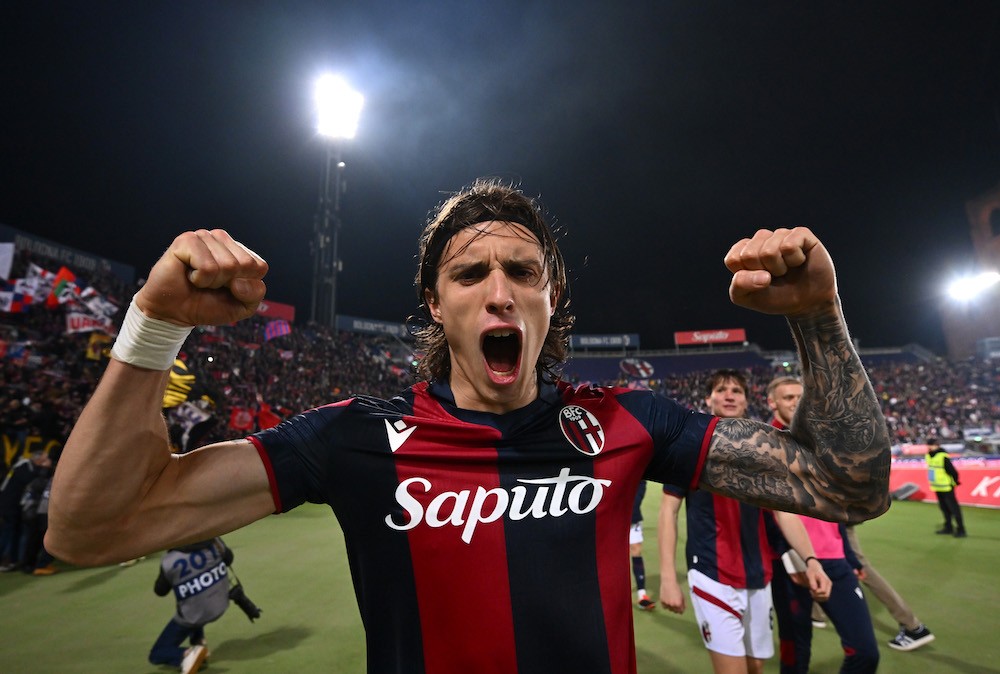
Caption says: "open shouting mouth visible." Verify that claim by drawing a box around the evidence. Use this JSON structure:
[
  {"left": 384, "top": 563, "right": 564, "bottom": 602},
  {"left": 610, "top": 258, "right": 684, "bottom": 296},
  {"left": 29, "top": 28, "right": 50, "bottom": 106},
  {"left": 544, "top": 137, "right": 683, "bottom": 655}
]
[{"left": 482, "top": 328, "right": 522, "bottom": 384}]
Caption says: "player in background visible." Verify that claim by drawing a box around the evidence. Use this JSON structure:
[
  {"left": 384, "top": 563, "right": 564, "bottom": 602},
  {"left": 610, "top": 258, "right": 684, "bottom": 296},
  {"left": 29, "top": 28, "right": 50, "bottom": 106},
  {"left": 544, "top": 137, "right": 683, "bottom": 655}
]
[
  {"left": 770, "top": 376, "right": 934, "bottom": 656},
  {"left": 631, "top": 480, "right": 655, "bottom": 610},
  {"left": 659, "top": 369, "right": 830, "bottom": 674}
]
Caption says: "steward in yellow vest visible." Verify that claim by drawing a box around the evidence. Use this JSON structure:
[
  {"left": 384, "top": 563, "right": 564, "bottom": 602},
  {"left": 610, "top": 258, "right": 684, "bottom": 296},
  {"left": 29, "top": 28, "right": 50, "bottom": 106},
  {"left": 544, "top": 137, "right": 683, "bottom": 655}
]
[
  {"left": 925, "top": 446, "right": 956, "bottom": 492},
  {"left": 924, "top": 438, "right": 966, "bottom": 537}
]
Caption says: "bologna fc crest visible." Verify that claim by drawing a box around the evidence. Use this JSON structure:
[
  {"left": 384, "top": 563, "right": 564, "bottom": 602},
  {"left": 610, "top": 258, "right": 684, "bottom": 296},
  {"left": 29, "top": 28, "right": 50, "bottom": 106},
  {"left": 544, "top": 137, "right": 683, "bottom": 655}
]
[
  {"left": 620, "top": 358, "right": 654, "bottom": 379},
  {"left": 559, "top": 405, "right": 605, "bottom": 456}
]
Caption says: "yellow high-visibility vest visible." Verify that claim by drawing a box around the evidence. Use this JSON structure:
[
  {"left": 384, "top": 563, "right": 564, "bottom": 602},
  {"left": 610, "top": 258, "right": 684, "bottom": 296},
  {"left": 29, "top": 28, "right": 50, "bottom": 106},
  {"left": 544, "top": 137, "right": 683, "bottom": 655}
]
[{"left": 926, "top": 451, "right": 955, "bottom": 492}]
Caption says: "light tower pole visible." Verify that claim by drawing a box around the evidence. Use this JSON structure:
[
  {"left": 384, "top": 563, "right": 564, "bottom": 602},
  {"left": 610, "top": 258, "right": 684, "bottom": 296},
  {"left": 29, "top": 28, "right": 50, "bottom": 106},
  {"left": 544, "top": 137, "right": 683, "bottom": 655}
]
[{"left": 310, "top": 74, "right": 363, "bottom": 329}]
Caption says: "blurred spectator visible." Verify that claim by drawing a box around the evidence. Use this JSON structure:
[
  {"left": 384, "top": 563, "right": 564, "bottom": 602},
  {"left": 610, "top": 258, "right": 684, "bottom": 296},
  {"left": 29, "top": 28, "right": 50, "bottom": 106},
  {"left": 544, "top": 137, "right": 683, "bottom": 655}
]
[{"left": 0, "top": 452, "right": 53, "bottom": 572}]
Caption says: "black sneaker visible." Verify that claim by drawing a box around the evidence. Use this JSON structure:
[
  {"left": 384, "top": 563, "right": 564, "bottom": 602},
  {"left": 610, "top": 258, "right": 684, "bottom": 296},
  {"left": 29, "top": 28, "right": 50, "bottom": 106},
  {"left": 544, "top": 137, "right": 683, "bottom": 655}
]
[
  {"left": 935, "top": 528, "right": 953, "bottom": 535},
  {"left": 954, "top": 529, "right": 967, "bottom": 538},
  {"left": 636, "top": 594, "right": 655, "bottom": 611},
  {"left": 888, "top": 624, "right": 935, "bottom": 652}
]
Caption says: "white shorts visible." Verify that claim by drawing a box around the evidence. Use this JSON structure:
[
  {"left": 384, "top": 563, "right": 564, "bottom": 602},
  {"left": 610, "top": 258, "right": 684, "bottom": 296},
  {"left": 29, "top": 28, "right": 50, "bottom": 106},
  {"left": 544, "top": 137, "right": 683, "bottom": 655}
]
[
  {"left": 629, "top": 521, "right": 643, "bottom": 545},
  {"left": 687, "top": 569, "right": 774, "bottom": 659}
]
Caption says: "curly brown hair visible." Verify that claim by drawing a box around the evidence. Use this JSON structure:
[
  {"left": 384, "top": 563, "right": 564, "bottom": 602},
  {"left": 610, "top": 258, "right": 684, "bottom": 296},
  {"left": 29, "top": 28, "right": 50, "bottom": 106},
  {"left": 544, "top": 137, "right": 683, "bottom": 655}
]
[{"left": 413, "top": 178, "right": 574, "bottom": 383}]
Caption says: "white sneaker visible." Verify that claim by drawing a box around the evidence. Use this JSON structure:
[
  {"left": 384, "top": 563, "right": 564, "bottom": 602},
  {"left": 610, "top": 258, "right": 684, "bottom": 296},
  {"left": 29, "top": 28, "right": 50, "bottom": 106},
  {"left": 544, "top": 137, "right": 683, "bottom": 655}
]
[
  {"left": 180, "top": 645, "right": 208, "bottom": 674},
  {"left": 888, "top": 624, "right": 935, "bottom": 652}
]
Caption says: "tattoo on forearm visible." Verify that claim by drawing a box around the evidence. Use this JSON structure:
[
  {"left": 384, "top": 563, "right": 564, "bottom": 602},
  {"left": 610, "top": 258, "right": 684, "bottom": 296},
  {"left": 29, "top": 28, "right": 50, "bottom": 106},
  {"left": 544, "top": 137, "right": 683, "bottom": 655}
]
[{"left": 704, "top": 299, "right": 891, "bottom": 522}]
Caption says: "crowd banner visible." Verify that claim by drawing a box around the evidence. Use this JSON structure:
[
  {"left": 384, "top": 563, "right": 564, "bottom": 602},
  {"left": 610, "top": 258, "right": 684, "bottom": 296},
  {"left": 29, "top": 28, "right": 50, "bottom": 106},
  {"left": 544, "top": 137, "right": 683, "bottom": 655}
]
[
  {"left": 889, "top": 456, "right": 1000, "bottom": 508},
  {"left": 255, "top": 299, "right": 295, "bottom": 322},
  {"left": 66, "top": 311, "right": 114, "bottom": 334},
  {"left": 674, "top": 328, "right": 746, "bottom": 346},
  {"left": 0, "top": 242, "right": 13, "bottom": 279}
]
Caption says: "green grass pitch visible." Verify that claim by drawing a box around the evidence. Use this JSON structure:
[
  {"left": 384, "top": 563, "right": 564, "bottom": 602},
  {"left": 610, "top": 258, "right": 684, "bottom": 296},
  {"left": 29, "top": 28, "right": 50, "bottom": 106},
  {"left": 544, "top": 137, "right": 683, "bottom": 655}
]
[{"left": 2, "top": 498, "right": 997, "bottom": 673}]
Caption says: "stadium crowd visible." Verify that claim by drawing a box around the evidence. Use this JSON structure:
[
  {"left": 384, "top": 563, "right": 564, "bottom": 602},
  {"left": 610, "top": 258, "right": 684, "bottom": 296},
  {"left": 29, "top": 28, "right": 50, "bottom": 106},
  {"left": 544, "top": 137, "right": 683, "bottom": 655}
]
[
  {"left": 598, "top": 360, "right": 1000, "bottom": 447},
  {"left": 2, "top": 247, "right": 999, "bottom": 575}
]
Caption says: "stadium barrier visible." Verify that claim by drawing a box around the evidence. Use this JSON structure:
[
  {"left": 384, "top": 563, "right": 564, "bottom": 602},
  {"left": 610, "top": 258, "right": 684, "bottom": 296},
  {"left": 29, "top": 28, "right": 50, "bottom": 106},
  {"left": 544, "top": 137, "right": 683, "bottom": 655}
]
[{"left": 889, "top": 456, "right": 1000, "bottom": 508}]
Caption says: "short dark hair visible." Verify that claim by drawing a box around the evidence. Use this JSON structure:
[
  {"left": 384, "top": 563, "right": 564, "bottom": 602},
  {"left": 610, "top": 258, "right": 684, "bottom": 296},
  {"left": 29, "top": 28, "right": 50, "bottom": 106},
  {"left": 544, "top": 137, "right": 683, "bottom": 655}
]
[
  {"left": 705, "top": 369, "right": 748, "bottom": 397},
  {"left": 413, "top": 178, "right": 574, "bottom": 382}
]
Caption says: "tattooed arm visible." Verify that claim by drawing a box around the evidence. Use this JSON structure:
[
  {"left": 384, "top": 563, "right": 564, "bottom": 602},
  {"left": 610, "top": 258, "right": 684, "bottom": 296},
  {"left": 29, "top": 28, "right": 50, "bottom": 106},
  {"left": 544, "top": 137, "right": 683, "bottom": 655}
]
[{"left": 700, "top": 229, "right": 891, "bottom": 522}]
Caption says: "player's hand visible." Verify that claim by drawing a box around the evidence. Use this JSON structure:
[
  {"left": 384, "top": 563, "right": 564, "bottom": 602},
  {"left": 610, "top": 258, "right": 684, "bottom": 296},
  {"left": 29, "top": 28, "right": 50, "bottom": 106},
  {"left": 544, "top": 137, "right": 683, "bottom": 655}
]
[
  {"left": 135, "top": 229, "right": 268, "bottom": 327},
  {"left": 659, "top": 578, "right": 686, "bottom": 614},
  {"left": 806, "top": 563, "right": 832, "bottom": 602},
  {"left": 725, "top": 227, "right": 837, "bottom": 318}
]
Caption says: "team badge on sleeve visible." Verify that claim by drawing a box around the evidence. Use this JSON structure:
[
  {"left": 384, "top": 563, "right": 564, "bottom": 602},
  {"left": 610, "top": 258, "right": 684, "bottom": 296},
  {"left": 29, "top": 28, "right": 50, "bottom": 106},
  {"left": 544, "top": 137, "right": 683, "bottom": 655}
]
[{"left": 559, "top": 405, "right": 605, "bottom": 456}]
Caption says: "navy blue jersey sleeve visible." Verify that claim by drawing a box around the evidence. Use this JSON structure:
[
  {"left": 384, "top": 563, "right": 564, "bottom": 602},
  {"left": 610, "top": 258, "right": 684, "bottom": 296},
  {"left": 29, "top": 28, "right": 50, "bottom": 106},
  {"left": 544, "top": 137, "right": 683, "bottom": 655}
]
[
  {"left": 615, "top": 390, "right": 716, "bottom": 497},
  {"left": 248, "top": 403, "right": 347, "bottom": 512},
  {"left": 248, "top": 394, "right": 410, "bottom": 521}
]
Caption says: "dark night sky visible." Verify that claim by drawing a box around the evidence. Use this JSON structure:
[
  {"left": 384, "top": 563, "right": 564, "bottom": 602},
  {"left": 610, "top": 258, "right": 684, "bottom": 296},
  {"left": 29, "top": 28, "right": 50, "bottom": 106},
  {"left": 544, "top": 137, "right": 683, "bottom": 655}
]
[{"left": 3, "top": 1, "right": 999, "bottom": 354}]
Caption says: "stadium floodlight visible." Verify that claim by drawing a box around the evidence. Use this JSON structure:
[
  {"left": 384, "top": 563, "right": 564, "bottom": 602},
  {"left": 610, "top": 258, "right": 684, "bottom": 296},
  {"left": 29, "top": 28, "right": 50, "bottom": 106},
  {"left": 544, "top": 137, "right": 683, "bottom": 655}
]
[
  {"left": 946, "top": 270, "right": 1000, "bottom": 302},
  {"left": 314, "top": 74, "right": 364, "bottom": 139},
  {"left": 310, "top": 74, "right": 363, "bottom": 330}
]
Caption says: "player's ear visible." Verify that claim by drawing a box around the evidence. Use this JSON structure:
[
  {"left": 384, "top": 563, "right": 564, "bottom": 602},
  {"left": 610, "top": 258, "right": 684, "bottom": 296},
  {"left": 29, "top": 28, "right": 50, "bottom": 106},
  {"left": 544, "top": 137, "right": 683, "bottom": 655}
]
[
  {"left": 549, "top": 282, "right": 560, "bottom": 316},
  {"left": 425, "top": 288, "right": 443, "bottom": 324}
]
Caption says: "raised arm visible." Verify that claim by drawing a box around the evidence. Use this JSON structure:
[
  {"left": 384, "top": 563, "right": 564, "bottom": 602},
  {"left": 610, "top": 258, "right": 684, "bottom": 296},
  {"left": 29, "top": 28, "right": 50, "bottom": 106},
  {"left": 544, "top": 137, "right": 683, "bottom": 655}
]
[
  {"left": 46, "top": 230, "right": 277, "bottom": 566},
  {"left": 700, "top": 228, "right": 891, "bottom": 522}
]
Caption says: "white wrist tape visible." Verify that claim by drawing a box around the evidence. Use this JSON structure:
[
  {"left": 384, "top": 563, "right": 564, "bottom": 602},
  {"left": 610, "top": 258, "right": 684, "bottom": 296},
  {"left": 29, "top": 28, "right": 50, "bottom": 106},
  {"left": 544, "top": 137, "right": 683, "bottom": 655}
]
[{"left": 110, "top": 298, "right": 193, "bottom": 371}]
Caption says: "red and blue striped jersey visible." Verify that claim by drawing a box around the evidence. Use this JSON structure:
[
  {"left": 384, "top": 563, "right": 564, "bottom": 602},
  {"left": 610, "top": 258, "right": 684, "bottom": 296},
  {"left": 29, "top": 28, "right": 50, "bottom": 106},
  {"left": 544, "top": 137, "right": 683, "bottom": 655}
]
[
  {"left": 679, "top": 490, "right": 773, "bottom": 589},
  {"left": 250, "top": 379, "right": 714, "bottom": 673}
]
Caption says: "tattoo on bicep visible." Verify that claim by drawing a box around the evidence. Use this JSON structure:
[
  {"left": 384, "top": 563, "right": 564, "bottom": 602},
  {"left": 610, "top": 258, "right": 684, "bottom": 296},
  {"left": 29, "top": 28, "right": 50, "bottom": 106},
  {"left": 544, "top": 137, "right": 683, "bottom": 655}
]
[
  {"left": 704, "top": 419, "right": 814, "bottom": 513},
  {"left": 704, "top": 304, "right": 890, "bottom": 522}
]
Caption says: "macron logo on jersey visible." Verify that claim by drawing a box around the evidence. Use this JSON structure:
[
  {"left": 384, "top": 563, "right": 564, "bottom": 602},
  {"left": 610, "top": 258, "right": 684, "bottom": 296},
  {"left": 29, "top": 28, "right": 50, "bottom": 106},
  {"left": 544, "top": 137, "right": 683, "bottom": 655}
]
[{"left": 385, "top": 419, "right": 417, "bottom": 452}]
